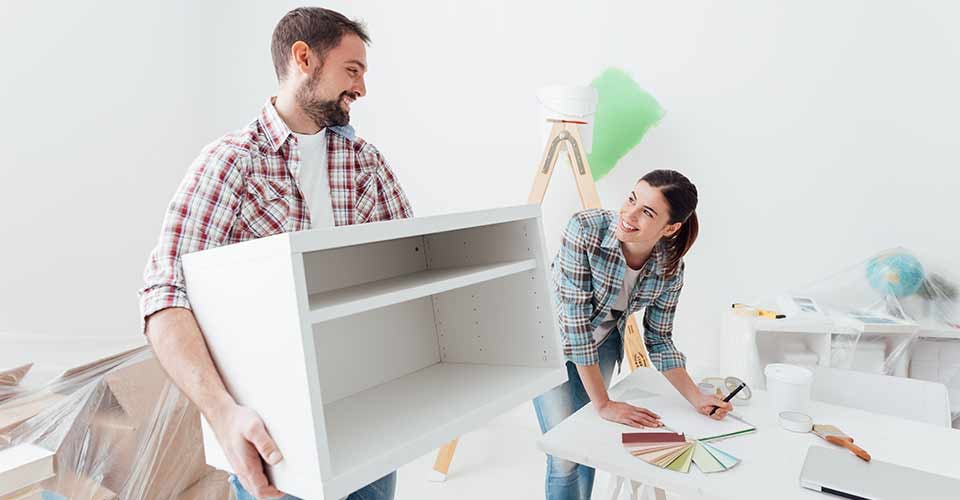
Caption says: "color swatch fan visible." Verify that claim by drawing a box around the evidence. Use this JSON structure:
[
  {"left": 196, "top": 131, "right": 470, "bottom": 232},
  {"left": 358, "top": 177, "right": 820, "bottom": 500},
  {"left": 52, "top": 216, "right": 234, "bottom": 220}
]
[{"left": 622, "top": 432, "right": 741, "bottom": 474}]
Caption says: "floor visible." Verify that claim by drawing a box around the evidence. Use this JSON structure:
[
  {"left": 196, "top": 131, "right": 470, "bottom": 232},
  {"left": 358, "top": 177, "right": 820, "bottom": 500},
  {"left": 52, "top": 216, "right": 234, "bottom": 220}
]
[{"left": 397, "top": 401, "right": 549, "bottom": 500}]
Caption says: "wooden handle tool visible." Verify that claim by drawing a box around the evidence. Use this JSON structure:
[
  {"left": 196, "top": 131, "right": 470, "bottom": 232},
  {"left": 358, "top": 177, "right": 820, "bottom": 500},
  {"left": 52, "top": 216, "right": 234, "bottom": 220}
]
[{"left": 824, "top": 434, "right": 871, "bottom": 462}]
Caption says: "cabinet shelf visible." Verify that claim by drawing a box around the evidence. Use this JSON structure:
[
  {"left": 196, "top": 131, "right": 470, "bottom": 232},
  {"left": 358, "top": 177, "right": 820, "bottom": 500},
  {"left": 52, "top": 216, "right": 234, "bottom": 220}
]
[
  {"left": 322, "top": 362, "right": 564, "bottom": 497},
  {"left": 308, "top": 259, "right": 536, "bottom": 323}
]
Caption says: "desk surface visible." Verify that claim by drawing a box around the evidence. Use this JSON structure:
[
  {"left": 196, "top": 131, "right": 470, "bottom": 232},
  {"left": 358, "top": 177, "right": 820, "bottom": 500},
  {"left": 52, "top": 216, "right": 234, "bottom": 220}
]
[{"left": 537, "top": 368, "right": 960, "bottom": 500}]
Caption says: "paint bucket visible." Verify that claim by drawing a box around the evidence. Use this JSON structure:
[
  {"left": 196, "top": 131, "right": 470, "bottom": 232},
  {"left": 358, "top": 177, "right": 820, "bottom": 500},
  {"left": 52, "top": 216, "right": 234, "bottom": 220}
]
[
  {"left": 697, "top": 382, "right": 717, "bottom": 396},
  {"left": 764, "top": 363, "right": 813, "bottom": 414},
  {"left": 537, "top": 85, "right": 598, "bottom": 153}
]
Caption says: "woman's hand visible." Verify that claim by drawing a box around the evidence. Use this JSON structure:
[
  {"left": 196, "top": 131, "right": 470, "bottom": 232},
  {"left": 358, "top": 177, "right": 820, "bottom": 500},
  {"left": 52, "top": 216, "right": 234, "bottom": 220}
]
[
  {"left": 691, "top": 393, "right": 733, "bottom": 420},
  {"left": 597, "top": 400, "right": 663, "bottom": 428}
]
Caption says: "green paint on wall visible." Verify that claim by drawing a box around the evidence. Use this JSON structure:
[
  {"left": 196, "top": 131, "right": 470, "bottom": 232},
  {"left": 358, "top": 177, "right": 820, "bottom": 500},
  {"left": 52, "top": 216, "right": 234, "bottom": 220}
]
[{"left": 588, "top": 68, "right": 665, "bottom": 181}]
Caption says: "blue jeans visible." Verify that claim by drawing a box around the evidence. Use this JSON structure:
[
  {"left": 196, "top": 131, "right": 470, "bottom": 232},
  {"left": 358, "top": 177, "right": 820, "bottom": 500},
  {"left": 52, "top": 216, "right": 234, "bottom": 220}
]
[
  {"left": 533, "top": 330, "right": 622, "bottom": 500},
  {"left": 229, "top": 471, "right": 396, "bottom": 500}
]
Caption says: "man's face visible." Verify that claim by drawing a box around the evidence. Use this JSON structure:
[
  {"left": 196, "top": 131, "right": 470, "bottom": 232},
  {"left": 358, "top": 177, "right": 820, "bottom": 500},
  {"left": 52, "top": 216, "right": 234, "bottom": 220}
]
[{"left": 296, "top": 33, "right": 368, "bottom": 128}]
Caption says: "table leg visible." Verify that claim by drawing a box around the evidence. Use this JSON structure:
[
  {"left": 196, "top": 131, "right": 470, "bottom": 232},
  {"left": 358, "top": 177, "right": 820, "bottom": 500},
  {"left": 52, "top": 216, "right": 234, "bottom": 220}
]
[
  {"left": 628, "top": 480, "right": 642, "bottom": 500},
  {"left": 429, "top": 438, "right": 459, "bottom": 482},
  {"left": 604, "top": 473, "right": 625, "bottom": 500}
]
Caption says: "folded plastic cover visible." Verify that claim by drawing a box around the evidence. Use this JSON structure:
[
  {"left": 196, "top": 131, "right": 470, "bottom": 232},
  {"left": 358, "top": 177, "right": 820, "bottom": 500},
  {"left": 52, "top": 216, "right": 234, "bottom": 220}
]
[
  {"left": 0, "top": 345, "right": 233, "bottom": 500},
  {"left": 779, "top": 247, "right": 959, "bottom": 425}
]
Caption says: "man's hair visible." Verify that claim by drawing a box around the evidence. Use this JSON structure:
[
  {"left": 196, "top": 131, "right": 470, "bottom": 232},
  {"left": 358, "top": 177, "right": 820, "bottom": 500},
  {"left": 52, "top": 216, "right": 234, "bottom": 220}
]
[{"left": 271, "top": 7, "right": 370, "bottom": 82}]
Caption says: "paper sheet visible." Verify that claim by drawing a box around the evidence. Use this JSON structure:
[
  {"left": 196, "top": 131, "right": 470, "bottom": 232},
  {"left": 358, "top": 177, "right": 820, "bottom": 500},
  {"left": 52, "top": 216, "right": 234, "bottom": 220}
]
[{"left": 628, "top": 395, "right": 755, "bottom": 441}]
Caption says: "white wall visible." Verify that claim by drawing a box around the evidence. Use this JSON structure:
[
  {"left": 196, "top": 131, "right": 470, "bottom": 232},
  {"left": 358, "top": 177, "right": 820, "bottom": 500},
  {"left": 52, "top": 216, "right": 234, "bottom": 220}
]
[{"left": 2, "top": 1, "right": 958, "bottom": 374}]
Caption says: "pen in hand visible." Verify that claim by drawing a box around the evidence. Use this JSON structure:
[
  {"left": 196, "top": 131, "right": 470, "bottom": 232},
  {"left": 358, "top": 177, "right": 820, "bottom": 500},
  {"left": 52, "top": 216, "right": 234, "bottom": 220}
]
[{"left": 709, "top": 381, "right": 746, "bottom": 416}]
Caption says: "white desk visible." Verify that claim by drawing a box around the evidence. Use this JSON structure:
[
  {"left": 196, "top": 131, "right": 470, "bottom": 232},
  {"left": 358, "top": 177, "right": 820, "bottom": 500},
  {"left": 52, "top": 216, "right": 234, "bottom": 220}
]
[{"left": 538, "top": 368, "right": 960, "bottom": 500}]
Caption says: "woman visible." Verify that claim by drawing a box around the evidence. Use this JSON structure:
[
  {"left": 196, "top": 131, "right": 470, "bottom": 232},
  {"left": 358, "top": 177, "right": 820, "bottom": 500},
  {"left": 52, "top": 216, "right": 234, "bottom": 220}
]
[{"left": 534, "top": 169, "right": 731, "bottom": 500}]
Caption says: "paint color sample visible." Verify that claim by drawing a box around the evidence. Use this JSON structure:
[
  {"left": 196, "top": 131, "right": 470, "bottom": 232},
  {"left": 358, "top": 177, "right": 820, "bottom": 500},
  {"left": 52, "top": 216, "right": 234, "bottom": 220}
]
[
  {"left": 631, "top": 443, "right": 688, "bottom": 457},
  {"left": 666, "top": 445, "right": 695, "bottom": 473},
  {"left": 588, "top": 67, "right": 665, "bottom": 181},
  {"left": 692, "top": 442, "right": 725, "bottom": 473},
  {"left": 622, "top": 431, "right": 685, "bottom": 444},
  {"left": 624, "top": 434, "right": 741, "bottom": 474},
  {"left": 702, "top": 442, "right": 741, "bottom": 470},
  {"left": 654, "top": 445, "right": 690, "bottom": 467}
]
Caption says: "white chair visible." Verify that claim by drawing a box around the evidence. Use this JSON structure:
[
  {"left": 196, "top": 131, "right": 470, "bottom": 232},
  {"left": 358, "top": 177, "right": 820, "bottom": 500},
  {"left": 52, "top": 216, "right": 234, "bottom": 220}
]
[{"left": 811, "top": 366, "right": 952, "bottom": 427}]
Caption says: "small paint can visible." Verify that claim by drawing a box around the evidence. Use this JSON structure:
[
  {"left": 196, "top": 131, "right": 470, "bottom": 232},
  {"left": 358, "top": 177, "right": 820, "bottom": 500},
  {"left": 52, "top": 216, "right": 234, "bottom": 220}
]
[{"left": 779, "top": 411, "right": 813, "bottom": 433}]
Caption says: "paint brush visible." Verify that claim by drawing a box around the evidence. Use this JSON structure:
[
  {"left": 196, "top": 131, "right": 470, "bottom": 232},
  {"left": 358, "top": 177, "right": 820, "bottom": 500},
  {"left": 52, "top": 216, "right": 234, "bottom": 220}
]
[{"left": 812, "top": 424, "right": 871, "bottom": 462}]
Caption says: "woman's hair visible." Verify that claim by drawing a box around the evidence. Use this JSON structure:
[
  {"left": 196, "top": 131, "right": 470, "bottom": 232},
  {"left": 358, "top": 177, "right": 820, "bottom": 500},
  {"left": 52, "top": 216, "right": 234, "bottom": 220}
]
[{"left": 639, "top": 169, "right": 699, "bottom": 276}]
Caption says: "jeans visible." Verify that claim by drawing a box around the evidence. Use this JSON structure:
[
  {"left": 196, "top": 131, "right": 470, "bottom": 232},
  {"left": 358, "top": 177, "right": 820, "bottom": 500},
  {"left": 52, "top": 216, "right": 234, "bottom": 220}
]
[
  {"left": 533, "top": 330, "right": 622, "bottom": 500},
  {"left": 229, "top": 471, "right": 396, "bottom": 500}
]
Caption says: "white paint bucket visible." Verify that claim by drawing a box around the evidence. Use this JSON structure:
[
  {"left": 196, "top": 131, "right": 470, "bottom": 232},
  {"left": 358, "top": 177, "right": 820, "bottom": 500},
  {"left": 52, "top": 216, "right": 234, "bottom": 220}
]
[
  {"left": 537, "top": 85, "right": 598, "bottom": 153},
  {"left": 764, "top": 363, "right": 813, "bottom": 414}
]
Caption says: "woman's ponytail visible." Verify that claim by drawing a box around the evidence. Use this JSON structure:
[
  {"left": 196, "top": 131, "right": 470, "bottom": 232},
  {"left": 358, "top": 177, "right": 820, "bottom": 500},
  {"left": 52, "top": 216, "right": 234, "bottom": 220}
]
[{"left": 639, "top": 170, "right": 699, "bottom": 277}]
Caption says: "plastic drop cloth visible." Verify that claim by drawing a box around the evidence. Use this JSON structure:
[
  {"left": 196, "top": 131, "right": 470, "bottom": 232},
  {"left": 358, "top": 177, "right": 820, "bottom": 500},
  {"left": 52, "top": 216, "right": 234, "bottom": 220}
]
[
  {"left": 780, "top": 247, "right": 960, "bottom": 425},
  {"left": 0, "top": 345, "right": 233, "bottom": 500}
]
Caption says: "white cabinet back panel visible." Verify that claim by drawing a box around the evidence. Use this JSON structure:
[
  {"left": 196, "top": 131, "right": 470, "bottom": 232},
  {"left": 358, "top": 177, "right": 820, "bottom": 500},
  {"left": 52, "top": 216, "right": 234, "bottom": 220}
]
[{"left": 313, "top": 298, "right": 441, "bottom": 405}]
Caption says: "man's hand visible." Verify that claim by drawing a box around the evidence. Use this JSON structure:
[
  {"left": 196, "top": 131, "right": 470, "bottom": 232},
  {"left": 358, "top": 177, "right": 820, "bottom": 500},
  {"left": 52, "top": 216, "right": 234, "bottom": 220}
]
[
  {"left": 209, "top": 403, "right": 285, "bottom": 499},
  {"left": 597, "top": 400, "right": 663, "bottom": 428},
  {"left": 691, "top": 393, "right": 733, "bottom": 420}
]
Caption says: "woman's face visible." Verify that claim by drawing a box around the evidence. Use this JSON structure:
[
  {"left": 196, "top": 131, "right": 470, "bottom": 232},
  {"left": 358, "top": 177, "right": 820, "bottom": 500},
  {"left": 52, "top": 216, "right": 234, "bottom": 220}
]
[{"left": 615, "top": 181, "right": 682, "bottom": 246}]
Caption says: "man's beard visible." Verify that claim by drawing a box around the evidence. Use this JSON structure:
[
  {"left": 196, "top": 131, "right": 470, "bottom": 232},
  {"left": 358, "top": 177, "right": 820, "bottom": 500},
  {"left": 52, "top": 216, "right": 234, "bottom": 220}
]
[{"left": 296, "top": 69, "right": 355, "bottom": 128}]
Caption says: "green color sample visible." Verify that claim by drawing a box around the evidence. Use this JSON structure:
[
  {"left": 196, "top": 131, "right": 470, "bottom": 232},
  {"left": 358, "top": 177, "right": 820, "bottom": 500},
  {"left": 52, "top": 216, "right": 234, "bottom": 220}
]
[
  {"left": 703, "top": 442, "right": 741, "bottom": 469},
  {"left": 692, "top": 441, "right": 725, "bottom": 473},
  {"left": 666, "top": 444, "right": 695, "bottom": 473},
  {"left": 588, "top": 67, "right": 665, "bottom": 181}
]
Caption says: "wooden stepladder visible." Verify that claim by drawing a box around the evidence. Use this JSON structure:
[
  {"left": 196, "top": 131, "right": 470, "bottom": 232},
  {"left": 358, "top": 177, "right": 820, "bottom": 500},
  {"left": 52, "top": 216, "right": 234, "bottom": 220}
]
[
  {"left": 526, "top": 120, "right": 653, "bottom": 372},
  {"left": 429, "top": 120, "right": 652, "bottom": 481}
]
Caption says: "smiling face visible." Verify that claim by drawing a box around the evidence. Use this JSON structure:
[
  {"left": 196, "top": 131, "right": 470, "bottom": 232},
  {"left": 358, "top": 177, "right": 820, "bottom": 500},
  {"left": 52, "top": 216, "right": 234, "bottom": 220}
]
[
  {"left": 293, "top": 33, "right": 368, "bottom": 128},
  {"left": 615, "top": 181, "right": 682, "bottom": 247}
]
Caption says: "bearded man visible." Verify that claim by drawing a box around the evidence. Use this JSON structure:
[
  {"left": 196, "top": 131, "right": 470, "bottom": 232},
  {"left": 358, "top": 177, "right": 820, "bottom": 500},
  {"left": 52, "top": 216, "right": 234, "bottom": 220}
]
[{"left": 139, "top": 7, "right": 411, "bottom": 499}]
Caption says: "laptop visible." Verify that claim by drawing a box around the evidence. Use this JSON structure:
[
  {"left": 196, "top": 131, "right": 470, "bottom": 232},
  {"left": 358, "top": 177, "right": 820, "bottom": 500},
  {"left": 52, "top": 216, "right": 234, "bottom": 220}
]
[{"left": 800, "top": 445, "right": 960, "bottom": 500}]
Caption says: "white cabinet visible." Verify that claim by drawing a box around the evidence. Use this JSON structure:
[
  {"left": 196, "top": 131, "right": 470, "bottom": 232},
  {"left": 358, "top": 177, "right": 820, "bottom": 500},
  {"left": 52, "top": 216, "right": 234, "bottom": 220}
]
[{"left": 182, "top": 204, "right": 566, "bottom": 499}]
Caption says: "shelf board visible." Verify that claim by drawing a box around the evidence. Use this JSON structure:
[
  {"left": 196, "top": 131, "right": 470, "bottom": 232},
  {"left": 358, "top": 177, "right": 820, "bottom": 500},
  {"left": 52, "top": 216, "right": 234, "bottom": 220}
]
[
  {"left": 308, "top": 259, "right": 536, "bottom": 323},
  {"left": 750, "top": 317, "right": 839, "bottom": 335},
  {"left": 321, "top": 362, "right": 565, "bottom": 498}
]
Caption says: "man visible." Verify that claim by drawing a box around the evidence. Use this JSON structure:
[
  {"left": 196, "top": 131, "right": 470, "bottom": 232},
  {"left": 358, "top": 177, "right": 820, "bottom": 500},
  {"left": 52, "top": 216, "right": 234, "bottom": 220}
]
[{"left": 139, "top": 8, "right": 411, "bottom": 500}]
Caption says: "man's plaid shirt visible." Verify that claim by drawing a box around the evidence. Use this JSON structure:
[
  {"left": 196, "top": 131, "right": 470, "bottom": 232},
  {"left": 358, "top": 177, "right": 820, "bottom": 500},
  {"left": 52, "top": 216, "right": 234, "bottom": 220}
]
[
  {"left": 552, "top": 209, "right": 687, "bottom": 371},
  {"left": 139, "top": 99, "right": 413, "bottom": 327}
]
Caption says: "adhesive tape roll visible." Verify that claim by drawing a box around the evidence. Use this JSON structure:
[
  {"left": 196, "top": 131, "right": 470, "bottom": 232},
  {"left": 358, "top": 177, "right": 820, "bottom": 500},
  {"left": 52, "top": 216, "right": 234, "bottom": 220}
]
[
  {"left": 779, "top": 411, "right": 813, "bottom": 433},
  {"left": 724, "top": 376, "right": 752, "bottom": 406}
]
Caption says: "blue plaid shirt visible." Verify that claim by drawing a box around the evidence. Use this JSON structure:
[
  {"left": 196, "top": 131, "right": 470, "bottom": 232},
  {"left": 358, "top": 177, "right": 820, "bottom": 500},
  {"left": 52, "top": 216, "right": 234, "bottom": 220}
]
[{"left": 552, "top": 209, "right": 687, "bottom": 370}]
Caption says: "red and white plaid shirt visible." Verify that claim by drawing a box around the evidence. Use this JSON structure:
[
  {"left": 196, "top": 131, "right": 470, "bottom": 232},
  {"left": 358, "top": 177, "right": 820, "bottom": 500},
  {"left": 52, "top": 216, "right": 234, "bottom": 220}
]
[{"left": 138, "top": 99, "right": 413, "bottom": 328}]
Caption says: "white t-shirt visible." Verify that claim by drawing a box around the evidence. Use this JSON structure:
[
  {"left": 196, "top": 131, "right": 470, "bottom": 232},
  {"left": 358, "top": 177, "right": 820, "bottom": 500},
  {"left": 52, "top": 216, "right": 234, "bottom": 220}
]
[
  {"left": 592, "top": 264, "right": 644, "bottom": 343},
  {"left": 293, "top": 129, "right": 336, "bottom": 228}
]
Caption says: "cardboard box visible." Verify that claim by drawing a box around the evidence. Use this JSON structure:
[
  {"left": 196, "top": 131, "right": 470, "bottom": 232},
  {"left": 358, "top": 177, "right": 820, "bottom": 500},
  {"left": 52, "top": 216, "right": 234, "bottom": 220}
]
[
  {"left": 97, "top": 358, "right": 207, "bottom": 498},
  {"left": 0, "top": 392, "right": 67, "bottom": 446},
  {"left": 0, "top": 364, "right": 32, "bottom": 388},
  {"left": 0, "top": 483, "right": 43, "bottom": 500},
  {"left": 40, "top": 473, "right": 117, "bottom": 500},
  {"left": 177, "top": 468, "right": 234, "bottom": 500},
  {"left": 4, "top": 350, "right": 210, "bottom": 500}
]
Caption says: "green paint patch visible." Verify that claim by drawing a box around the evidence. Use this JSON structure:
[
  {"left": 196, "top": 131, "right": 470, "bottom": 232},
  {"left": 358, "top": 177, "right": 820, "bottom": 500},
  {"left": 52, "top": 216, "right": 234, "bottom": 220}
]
[{"left": 588, "top": 68, "right": 665, "bottom": 181}]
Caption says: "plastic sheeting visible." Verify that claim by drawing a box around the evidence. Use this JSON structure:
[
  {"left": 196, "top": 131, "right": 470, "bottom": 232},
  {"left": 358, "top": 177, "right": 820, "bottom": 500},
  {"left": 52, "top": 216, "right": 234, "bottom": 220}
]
[
  {"left": 778, "top": 247, "right": 960, "bottom": 425},
  {"left": 0, "top": 346, "right": 233, "bottom": 500}
]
